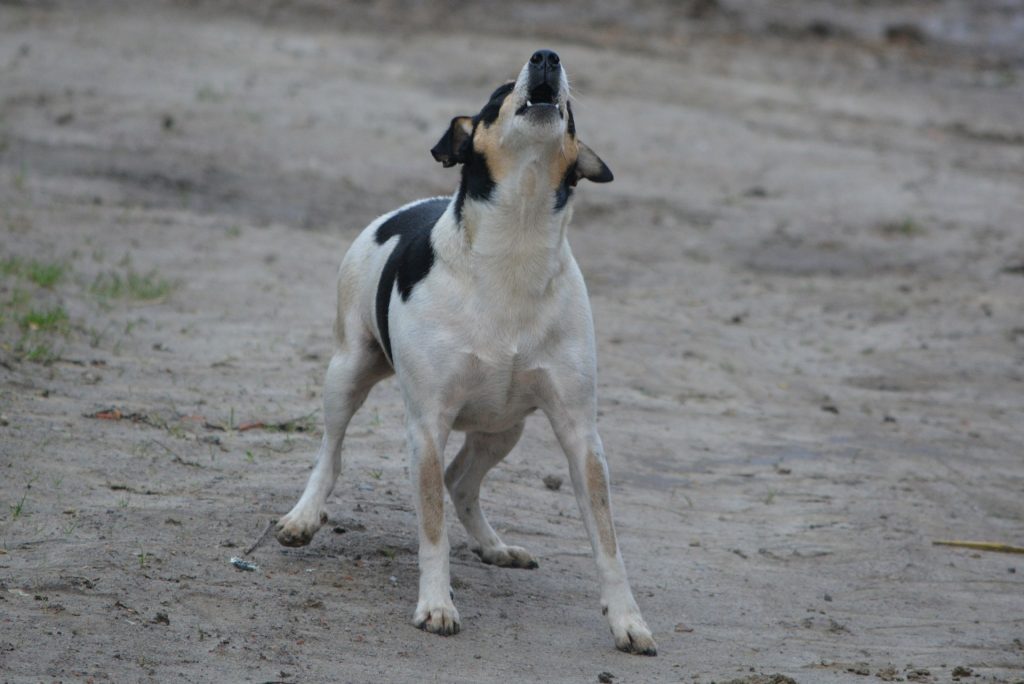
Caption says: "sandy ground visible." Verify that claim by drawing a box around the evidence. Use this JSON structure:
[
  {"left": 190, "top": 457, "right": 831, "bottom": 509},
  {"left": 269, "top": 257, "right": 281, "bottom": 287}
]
[{"left": 2, "top": 2, "right": 1024, "bottom": 682}]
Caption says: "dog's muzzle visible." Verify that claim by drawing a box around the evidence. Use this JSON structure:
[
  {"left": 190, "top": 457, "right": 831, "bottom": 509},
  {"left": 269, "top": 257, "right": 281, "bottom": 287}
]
[{"left": 517, "top": 49, "right": 563, "bottom": 118}]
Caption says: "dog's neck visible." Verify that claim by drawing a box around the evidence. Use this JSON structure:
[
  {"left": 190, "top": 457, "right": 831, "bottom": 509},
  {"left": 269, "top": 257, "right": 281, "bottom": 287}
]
[{"left": 449, "top": 150, "right": 574, "bottom": 296}]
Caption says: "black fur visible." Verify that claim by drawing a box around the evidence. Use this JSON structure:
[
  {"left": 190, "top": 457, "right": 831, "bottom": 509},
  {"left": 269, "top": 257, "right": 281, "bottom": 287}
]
[
  {"left": 477, "top": 82, "right": 515, "bottom": 127},
  {"left": 374, "top": 198, "right": 449, "bottom": 364},
  {"left": 431, "top": 117, "right": 472, "bottom": 168},
  {"left": 454, "top": 146, "right": 496, "bottom": 224},
  {"left": 451, "top": 83, "right": 514, "bottom": 223},
  {"left": 554, "top": 161, "right": 577, "bottom": 211}
]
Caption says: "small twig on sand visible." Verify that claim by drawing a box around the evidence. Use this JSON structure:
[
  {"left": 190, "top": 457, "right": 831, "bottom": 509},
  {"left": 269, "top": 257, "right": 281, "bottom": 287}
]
[
  {"left": 204, "top": 411, "right": 318, "bottom": 434},
  {"left": 147, "top": 439, "right": 179, "bottom": 459},
  {"left": 243, "top": 520, "right": 276, "bottom": 556},
  {"left": 933, "top": 540, "right": 1024, "bottom": 554}
]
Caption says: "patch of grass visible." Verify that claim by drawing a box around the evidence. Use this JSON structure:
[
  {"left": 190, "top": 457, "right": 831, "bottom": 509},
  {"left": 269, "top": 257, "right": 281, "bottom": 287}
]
[
  {"left": 369, "top": 468, "right": 383, "bottom": 480},
  {"left": 5, "top": 288, "right": 29, "bottom": 311},
  {"left": 196, "top": 85, "right": 226, "bottom": 103},
  {"left": 87, "top": 324, "right": 110, "bottom": 348},
  {"left": 18, "top": 305, "right": 68, "bottom": 333},
  {"left": 0, "top": 256, "right": 23, "bottom": 277},
  {"left": 26, "top": 260, "right": 66, "bottom": 288},
  {"left": 0, "top": 256, "right": 67, "bottom": 290},
  {"left": 130, "top": 441, "right": 153, "bottom": 459},
  {"left": 8, "top": 476, "right": 37, "bottom": 520},
  {"left": 9, "top": 491, "right": 28, "bottom": 520},
  {"left": 22, "top": 342, "right": 59, "bottom": 364},
  {"left": 91, "top": 268, "right": 175, "bottom": 301},
  {"left": 13, "top": 165, "right": 27, "bottom": 192},
  {"left": 166, "top": 423, "right": 187, "bottom": 440},
  {"left": 12, "top": 303, "right": 69, "bottom": 363},
  {"left": 879, "top": 217, "right": 926, "bottom": 237}
]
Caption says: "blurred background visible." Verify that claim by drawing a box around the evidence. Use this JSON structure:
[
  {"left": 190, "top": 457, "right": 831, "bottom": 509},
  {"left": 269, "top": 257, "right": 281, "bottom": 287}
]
[{"left": 1, "top": 2, "right": 1023, "bottom": 682}]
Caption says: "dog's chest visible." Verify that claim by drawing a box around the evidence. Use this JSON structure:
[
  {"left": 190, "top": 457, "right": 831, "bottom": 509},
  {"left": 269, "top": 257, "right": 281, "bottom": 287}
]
[{"left": 450, "top": 354, "right": 546, "bottom": 433}]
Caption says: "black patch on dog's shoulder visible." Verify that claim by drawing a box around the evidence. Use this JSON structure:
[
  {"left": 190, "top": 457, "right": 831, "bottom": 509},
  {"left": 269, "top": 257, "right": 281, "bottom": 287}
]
[
  {"left": 566, "top": 101, "right": 576, "bottom": 138},
  {"left": 477, "top": 82, "right": 515, "bottom": 127},
  {"left": 374, "top": 198, "right": 448, "bottom": 364},
  {"left": 554, "top": 161, "right": 578, "bottom": 211}
]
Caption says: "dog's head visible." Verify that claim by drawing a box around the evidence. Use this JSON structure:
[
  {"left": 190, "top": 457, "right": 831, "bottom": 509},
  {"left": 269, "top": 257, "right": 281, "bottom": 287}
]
[{"left": 431, "top": 50, "right": 612, "bottom": 216}]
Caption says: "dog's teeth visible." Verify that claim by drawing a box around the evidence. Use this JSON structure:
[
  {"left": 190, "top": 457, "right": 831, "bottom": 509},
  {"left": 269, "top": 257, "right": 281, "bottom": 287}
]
[{"left": 527, "top": 99, "right": 533, "bottom": 107}]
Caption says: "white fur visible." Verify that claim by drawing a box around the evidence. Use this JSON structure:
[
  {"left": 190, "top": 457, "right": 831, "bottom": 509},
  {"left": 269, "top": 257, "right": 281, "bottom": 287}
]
[{"left": 275, "top": 56, "right": 656, "bottom": 655}]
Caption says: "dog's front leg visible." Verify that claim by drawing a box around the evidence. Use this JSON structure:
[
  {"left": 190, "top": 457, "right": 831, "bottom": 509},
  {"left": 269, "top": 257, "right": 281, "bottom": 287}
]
[
  {"left": 547, "top": 409, "right": 657, "bottom": 655},
  {"left": 406, "top": 418, "right": 460, "bottom": 635}
]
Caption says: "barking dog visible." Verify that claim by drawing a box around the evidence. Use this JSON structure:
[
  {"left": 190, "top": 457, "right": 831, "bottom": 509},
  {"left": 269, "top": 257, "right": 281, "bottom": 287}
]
[{"left": 275, "top": 49, "right": 656, "bottom": 655}]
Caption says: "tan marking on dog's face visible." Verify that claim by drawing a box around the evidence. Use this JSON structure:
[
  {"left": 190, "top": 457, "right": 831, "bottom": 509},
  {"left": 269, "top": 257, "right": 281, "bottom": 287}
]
[
  {"left": 585, "top": 451, "right": 617, "bottom": 555},
  {"left": 548, "top": 137, "right": 579, "bottom": 195},
  {"left": 468, "top": 73, "right": 577, "bottom": 195},
  {"left": 418, "top": 437, "right": 444, "bottom": 545},
  {"left": 470, "top": 92, "right": 519, "bottom": 185},
  {"left": 470, "top": 106, "right": 579, "bottom": 195}
]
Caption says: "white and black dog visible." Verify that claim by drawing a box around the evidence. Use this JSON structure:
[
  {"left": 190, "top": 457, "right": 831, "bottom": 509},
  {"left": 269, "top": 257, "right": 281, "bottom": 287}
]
[{"left": 275, "top": 49, "right": 656, "bottom": 655}]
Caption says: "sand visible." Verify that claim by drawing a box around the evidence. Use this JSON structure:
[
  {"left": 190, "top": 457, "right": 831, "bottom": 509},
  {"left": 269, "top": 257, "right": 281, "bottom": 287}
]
[{"left": 1, "top": 2, "right": 1022, "bottom": 682}]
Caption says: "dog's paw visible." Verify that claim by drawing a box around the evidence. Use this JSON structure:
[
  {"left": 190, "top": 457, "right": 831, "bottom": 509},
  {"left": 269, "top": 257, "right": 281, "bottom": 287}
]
[
  {"left": 274, "top": 510, "right": 328, "bottom": 547},
  {"left": 413, "top": 600, "right": 461, "bottom": 636},
  {"left": 474, "top": 544, "right": 538, "bottom": 569},
  {"left": 609, "top": 612, "right": 657, "bottom": 656}
]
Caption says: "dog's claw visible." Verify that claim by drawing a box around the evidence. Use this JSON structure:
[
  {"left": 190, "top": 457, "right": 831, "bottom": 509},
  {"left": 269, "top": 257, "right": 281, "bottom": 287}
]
[
  {"left": 473, "top": 545, "right": 538, "bottom": 569},
  {"left": 616, "top": 630, "right": 658, "bottom": 656},
  {"left": 414, "top": 603, "right": 461, "bottom": 636},
  {"left": 612, "top": 626, "right": 658, "bottom": 656},
  {"left": 608, "top": 609, "right": 657, "bottom": 656}
]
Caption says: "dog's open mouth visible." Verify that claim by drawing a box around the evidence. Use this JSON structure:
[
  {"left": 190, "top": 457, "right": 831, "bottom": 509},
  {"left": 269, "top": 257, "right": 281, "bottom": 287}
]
[
  {"left": 517, "top": 82, "right": 561, "bottom": 116},
  {"left": 528, "top": 82, "right": 556, "bottom": 107}
]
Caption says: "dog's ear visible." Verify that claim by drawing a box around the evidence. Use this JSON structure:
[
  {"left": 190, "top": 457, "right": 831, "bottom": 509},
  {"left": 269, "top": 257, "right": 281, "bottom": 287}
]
[
  {"left": 431, "top": 116, "right": 474, "bottom": 168},
  {"left": 573, "top": 141, "right": 614, "bottom": 185}
]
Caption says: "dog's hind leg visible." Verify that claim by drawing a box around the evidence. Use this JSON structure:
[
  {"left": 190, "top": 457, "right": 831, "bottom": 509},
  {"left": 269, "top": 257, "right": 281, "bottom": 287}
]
[
  {"left": 444, "top": 423, "right": 538, "bottom": 569},
  {"left": 275, "top": 341, "right": 390, "bottom": 547}
]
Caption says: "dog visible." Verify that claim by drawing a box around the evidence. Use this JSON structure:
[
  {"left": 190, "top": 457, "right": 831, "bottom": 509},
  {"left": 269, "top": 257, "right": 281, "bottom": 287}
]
[{"left": 274, "top": 49, "right": 656, "bottom": 655}]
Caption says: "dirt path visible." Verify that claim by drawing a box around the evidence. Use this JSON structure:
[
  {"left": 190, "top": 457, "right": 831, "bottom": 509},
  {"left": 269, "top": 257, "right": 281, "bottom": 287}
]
[{"left": 2, "top": 2, "right": 1023, "bottom": 682}]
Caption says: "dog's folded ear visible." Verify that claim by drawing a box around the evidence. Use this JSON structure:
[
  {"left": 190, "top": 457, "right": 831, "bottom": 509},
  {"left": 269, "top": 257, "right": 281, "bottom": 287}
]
[
  {"left": 574, "top": 141, "right": 614, "bottom": 185},
  {"left": 431, "top": 117, "right": 474, "bottom": 168}
]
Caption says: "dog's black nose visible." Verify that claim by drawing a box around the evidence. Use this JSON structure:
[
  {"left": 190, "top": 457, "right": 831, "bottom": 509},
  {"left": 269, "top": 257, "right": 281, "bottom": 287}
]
[{"left": 530, "top": 49, "right": 560, "bottom": 70}]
